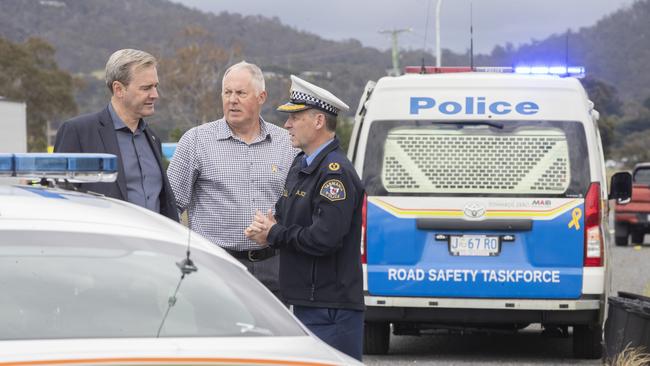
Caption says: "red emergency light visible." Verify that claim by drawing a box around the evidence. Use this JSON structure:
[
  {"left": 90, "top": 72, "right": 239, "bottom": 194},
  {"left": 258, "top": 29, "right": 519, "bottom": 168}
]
[{"left": 404, "top": 66, "right": 472, "bottom": 74}]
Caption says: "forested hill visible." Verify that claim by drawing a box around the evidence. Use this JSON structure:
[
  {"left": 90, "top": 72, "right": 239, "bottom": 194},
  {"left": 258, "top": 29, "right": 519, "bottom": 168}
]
[
  {"left": 0, "top": 0, "right": 392, "bottom": 122},
  {"left": 1, "top": 0, "right": 649, "bottom": 141}
]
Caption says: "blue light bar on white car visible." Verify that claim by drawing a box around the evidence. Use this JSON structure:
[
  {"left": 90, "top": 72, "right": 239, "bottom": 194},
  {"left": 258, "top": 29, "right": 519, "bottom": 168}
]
[{"left": 0, "top": 153, "right": 117, "bottom": 183}]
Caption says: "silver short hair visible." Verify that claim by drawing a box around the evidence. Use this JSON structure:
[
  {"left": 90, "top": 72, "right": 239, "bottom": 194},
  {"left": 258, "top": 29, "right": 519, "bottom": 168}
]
[
  {"left": 105, "top": 49, "right": 157, "bottom": 94},
  {"left": 222, "top": 61, "right": 265, "bottom": 94}
]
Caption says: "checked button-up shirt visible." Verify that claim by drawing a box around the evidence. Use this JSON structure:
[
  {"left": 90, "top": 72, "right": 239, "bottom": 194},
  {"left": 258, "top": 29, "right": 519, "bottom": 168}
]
[{"left": 167, "top": 118, "right": 297, "bottom": 251}]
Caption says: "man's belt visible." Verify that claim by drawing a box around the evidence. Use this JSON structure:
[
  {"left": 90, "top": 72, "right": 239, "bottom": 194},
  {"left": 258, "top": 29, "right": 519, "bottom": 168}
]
[{"left": 226, "top": 247, "right": 277, "bottom": 262}]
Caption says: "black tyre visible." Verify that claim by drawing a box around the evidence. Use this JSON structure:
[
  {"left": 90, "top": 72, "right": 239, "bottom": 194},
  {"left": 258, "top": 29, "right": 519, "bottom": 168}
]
[
  {"left": 364, "top": 322, "right": 390, "bottom": 355},
  {"left": 573, "top": 324, "right": 603, "bottom": 359},
  {"left": 631, "top": 231, "right": 645, "bottom": 244},
  {"left": 614, "top": 222, "right": 629, "bottom": 246}
]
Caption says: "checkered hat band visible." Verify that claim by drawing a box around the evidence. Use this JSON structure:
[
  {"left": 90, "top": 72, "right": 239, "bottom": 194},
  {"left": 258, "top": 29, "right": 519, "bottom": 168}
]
[{"left": 290, "top": 90, "right": 338, "bottom": 115}]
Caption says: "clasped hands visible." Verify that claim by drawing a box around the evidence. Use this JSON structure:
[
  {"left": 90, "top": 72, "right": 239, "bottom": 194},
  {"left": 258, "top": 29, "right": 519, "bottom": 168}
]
[{"left": 244, "top": 209, "right": 276, "bottom": 246}]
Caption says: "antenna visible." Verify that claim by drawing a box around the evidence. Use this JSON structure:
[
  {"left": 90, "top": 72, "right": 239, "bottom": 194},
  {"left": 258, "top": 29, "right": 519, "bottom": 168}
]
[
  {"left": 422, "top": 0, "right": 433, "bottom": 73},
  {"left": 176, "top": 119, "right": 199, "bottom": 276},
  {"left": 470, "top": 2, "right": 474, "bottom": 70},
  {"left": 565, "top": 29, "right": 570, "bottom": 75},
  {"left": 435, "top": 0, "right": 443, "bottom": 67},
  {"left": 379, "top": 28, "right": 412, "bottom": 76},
  {"left": 157, "top": 120, "right": 199, "bottom": 338}
]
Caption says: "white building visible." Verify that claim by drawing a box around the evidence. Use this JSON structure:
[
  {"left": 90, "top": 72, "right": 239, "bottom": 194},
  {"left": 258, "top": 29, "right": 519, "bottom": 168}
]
[{"left": 0, "top": 97, "right": 27, "bottom": 153}]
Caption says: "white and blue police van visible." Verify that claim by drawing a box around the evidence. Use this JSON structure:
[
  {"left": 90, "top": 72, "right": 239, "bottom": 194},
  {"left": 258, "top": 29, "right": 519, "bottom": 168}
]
[{"left": 348, "top": 66, "right": 632, "bottom": 359}]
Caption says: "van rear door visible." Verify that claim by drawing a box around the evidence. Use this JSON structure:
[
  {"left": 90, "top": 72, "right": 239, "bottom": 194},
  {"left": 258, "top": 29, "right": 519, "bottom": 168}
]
[{"left": 362, "top": 120, "right": 590, "bottom": 299}]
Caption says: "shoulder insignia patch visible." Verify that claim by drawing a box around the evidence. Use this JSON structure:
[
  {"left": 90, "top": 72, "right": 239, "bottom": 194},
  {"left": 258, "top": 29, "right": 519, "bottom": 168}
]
[
  {"left": 328, "top": 162, "right": 340, "bottom": 171},
  {"left": 320, "top": 179, "right": 346, "bottom": 201}
]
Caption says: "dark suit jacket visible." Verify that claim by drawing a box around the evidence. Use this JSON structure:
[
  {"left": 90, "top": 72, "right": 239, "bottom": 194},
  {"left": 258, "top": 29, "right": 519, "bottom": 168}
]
[{"left": 54, "top": 106, "right": 179, "bottom": 222}]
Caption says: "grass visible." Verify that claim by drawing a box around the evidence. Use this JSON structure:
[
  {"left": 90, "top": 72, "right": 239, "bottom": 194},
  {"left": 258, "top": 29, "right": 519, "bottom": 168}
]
[{"left": 608, "top": 345, "right": 650, "bottom": 366}]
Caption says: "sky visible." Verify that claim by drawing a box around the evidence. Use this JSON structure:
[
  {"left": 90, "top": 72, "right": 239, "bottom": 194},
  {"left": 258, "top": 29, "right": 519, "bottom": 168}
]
[{"left": 172, "top": 0, "right": 634, "bottom": 54}]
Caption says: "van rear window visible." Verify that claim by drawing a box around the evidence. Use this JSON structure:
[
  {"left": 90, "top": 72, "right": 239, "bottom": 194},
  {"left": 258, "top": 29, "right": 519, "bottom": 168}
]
[{"left": 362, "top": 120, "right": 590, "bottom": 197}]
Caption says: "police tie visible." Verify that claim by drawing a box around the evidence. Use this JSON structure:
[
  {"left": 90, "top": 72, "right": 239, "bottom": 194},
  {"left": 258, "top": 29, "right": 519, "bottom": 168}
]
[{"left": 300, "top": 155, "right": 308, "bottom": 169}]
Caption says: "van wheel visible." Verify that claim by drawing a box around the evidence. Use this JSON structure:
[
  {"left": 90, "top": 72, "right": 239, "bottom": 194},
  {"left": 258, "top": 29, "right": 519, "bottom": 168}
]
[
  {"left": 364, "top": 322, "right": 390, "bottom": 355},
  {"left": 572, "top": 324, "right": 602, "bottom": 359},
  {"left": 631, "top": 231, "right": 645, "bottom": 244},
  {"left": 615, "top": 235, "right": 628, "bottom": 246}
]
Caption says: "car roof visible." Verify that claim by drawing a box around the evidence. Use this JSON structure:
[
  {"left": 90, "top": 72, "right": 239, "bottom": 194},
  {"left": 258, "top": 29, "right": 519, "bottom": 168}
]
[{"left": 0, "top": 184, "right": 241, "bottom": 267}]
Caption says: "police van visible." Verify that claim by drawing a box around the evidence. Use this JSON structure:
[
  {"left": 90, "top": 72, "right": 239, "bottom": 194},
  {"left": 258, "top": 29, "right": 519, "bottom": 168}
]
[{"left": 348, "top": 66, "right": 632, "bottom": 359}]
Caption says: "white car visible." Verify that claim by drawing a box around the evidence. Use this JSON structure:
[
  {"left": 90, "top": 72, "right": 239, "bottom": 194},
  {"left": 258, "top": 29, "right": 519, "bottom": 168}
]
[{"left": 0, "top": 153, "right": 361, "bottom": 366}]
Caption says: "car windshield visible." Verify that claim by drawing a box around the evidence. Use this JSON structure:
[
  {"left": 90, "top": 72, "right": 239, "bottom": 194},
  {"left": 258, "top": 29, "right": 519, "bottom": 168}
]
[
  {"left": 0, "top": 231, "right": 306, "bottom": 340},
  {"left": 362, "top": 120, "right": 590, "bottom": 197}
]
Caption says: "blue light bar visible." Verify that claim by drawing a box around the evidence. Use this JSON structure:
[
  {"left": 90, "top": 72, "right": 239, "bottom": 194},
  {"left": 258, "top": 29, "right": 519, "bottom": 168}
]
[
  {"left": 0, "top": 154, "right": 14, "bottom": 172},
  {"left": 0, "top": 153, "right": 117, "bottom": 183},
  {"left": 161, "top": 142, "right": 178, "bottom": 160},
  {"left": 514, "top": 65, "right": 585, "bottom": 78}
]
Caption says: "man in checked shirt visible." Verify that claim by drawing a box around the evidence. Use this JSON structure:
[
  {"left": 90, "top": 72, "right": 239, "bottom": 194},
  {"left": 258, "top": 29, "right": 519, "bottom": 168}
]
[{"left": 167, "top": 61, "right": 296, "bottom": 296}]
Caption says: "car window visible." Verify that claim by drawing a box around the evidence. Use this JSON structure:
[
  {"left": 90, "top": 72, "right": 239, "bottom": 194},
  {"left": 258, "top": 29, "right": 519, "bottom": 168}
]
[
  {"left": 362, "top": 120, "right": 590, "bottom": 197},
  {"left": 633, "top": 168, "right": 650, "bottom": 184},
  {"left": 0, "top": 231, "right": 306, "bottom": 340}
]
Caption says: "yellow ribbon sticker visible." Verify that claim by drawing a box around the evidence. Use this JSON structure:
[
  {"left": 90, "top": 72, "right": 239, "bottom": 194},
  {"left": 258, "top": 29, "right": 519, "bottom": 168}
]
[{"left": 568, "top": 208, "right": 582, "bottom": 230}]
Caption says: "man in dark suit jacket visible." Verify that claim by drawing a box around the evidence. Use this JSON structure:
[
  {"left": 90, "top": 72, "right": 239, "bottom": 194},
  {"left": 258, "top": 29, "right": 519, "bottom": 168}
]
[{"left": 54, "top": 49, "right": 178, "bottom": 222}]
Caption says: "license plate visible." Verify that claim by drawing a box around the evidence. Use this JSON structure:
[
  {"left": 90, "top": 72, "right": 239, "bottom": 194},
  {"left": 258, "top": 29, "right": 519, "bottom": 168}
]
[{"left": 449, "top": 235, "right": 500, "bottom": 256}]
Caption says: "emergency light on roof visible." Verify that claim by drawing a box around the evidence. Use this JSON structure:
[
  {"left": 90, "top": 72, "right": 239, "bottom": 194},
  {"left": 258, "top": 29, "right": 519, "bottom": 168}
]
[
  {"left": 0, "top": 153, "right": 117, "bottom": 183},
  {"left": 404, "top": 65, "right": 585, "bottom": 78},
  {"left": 514, "top": 66, "right": 585, "bottom": 77}
]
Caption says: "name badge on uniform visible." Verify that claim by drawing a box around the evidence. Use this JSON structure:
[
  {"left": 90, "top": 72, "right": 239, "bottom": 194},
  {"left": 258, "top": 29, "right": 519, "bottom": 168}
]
[{"left": 320, "top": 179, "right": 346, "bottom": 201}]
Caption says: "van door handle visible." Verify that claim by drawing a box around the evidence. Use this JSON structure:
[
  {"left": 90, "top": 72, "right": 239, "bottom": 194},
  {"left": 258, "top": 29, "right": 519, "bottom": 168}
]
[{"left": 416, "top": 219, "right": 533, "bottom": 231}]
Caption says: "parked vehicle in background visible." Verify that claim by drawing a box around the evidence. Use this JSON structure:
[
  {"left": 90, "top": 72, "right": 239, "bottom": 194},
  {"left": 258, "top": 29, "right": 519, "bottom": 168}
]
[
  {"left": 615, "top": 162, "right": 650, "bottom": 246},
  {"left": 0, "top": 153, "right": 361, "bottom": 366}
]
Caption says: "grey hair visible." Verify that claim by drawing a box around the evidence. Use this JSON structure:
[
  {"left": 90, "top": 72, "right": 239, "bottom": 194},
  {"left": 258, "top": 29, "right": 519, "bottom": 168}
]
[
  {"left": 105, "top": 49, "right": 157, "bottom": 94},
  {"left": 222, "top": 61, "right": 265, "bottom": 94}
]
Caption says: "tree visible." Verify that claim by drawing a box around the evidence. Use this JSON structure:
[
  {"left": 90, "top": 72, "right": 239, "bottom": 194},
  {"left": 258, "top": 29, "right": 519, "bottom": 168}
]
[
  {"left": 611, "top": 129, "right": 650, "bottom": 168},
  {"left": 581, "top": 77, "right": 623, "bottom": 117},
  {"left": 336, "top": 117, "right": 354, "bottom": 153},
  {"left": 156, "top": 26, "right": 235, "bottom": 138},
  {"left": 0, "top": 37, "right": 77, "bottom": 151},
  {"left": 580, "top": 77, "right": 624, "bottom": 157}
]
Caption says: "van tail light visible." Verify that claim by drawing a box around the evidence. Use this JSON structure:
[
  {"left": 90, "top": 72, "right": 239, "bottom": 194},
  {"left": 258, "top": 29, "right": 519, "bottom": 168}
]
[
  {"left": 361, "top": 194, "right": 367, "bottom": 264},
  {"left": 584, "top": 182, "right": 603, "bottom": 267}
]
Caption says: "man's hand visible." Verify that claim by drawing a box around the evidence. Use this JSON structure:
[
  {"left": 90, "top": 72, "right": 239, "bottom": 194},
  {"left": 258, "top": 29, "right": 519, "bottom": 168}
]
[{"left": 244, "top": 209, "right": 276, "bottom": 246}]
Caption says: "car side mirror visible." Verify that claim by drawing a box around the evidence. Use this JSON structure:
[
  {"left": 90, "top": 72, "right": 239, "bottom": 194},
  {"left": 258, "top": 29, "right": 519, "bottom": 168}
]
[{"left": 609, "top": 171, "right": 632, "bottom": 204}]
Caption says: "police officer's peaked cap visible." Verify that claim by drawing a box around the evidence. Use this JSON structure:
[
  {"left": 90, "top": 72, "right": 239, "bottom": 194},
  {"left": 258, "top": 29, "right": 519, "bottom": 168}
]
[{"left": 277, "top": 75, "right": 349, "bottom": 116}]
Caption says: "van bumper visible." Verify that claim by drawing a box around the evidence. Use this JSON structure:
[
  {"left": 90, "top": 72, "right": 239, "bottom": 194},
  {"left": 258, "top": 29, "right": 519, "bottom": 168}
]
[{"left": 364, "top": 295, "right": 601, "bottom": 325}]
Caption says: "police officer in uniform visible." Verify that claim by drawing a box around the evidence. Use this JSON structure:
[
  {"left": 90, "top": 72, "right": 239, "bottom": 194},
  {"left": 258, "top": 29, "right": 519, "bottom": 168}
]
[{"left": 245, "top": 75, "right": 364, "bottom": 360}]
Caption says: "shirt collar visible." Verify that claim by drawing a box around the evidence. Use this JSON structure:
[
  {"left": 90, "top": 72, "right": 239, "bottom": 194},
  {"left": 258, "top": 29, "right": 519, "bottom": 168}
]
[
  {"left": 216, "top": 117, "right": 271, "bottom": 143},
  {"left": 305, "top": 138, "right": 334, "bottom": 166},
  {"left": 108, "top": 102, "right": 146, "bottom": 132}
]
